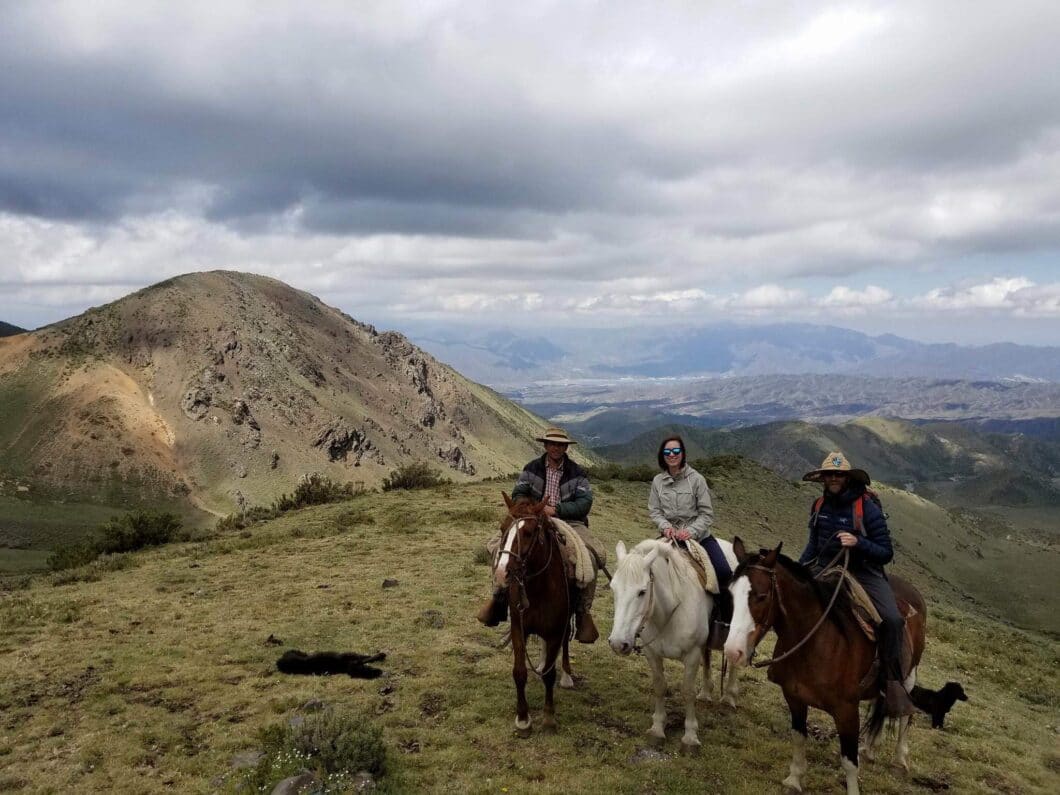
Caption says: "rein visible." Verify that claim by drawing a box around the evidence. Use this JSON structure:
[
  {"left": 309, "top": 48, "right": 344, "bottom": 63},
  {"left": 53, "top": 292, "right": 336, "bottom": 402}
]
[{"left": 749, "top": 548, "right": 849, "bottom": 669}]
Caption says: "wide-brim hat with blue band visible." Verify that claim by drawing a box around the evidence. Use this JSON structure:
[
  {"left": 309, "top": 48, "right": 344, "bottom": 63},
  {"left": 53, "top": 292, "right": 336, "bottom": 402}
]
[{"left": 802, "top": 451, "right": 870, "bottom": 485}]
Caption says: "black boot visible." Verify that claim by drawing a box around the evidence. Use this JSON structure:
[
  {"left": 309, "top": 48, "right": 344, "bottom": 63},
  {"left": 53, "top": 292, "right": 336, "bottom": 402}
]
[
  {"left": 574, "top": 581, "right": 599, "bottom": 644},
  {"left": 884, "top": 680, "right": 917, "bottom": 717},
  {"left": 476, "top": 588, "right": 508, "bottom": 627}
]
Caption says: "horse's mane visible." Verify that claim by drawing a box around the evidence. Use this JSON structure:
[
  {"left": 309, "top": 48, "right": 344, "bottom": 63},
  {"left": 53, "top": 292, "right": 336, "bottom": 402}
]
[
  {"left": 620, "top": 539, "right": 702, "bottom": 589},
  {"left": 734, "top": 551, "right": 857, "bottom": 635}
]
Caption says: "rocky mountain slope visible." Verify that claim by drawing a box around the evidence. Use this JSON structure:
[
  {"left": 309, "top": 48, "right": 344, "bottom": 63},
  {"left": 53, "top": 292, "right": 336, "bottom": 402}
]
[{"left": 0, "top": 272, "right": 558, "bottom": 516}]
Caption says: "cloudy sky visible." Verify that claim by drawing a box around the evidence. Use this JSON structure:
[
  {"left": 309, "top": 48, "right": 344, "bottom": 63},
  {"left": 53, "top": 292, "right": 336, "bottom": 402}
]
[{"left": 2, "top": 1, "right": 1059, "bottom": 344}]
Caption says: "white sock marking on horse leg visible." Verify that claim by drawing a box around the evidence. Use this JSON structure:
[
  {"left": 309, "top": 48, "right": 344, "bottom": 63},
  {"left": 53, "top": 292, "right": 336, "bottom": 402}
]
[
  {"left": 723, "top": 663, "right": 740, "bottom": 708},
  {"left": 841, "top": 756, "right": 860, "bottom": 795},
  {"left": 647, "top": 652, "right": 667, "bottom": 739},
  {"left": 559, "top": 670, "right": 574, "bottom": 689},
  {"left": 515, "top": 716, "right": 531, "bottom": 731},
  {"left": 781, "top": 731, "right": 807, "bottom": 791},
  {"left": 894, "top": 714, "right": 911, "bottom": 771}
]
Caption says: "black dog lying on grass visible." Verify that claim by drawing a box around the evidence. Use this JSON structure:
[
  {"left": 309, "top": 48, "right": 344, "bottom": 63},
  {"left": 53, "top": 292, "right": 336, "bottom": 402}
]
[
  {"left": 910, "top": 681, "right": 968, "bottom": 728},
  {"left": 276, "top": 650, "right": 386, "bottom": 679}
]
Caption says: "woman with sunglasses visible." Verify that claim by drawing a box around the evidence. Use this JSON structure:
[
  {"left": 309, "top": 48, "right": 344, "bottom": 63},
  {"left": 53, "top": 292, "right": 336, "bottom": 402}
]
[{"left": 648, "top": 435, "right": 714, "bottom": 547}]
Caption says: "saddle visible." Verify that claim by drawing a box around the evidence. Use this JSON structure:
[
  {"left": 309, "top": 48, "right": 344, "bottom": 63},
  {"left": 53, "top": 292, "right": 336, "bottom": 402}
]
[
  {"left": 818, "top": 567, "right": 918, "bottom": 685},
  {"left": 551, "top": 519, "right": 604, "bottom": 587},
  {"left": 678, "top": 538, "right": 736, "bottom": 650}
]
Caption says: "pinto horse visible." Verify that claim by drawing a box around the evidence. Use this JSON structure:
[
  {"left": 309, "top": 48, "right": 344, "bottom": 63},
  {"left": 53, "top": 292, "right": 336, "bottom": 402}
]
[
  {"left": 494, "top": 493, "right": 574, "bottom": 736},
  {"left": 608, "top": 539, "right": 740, "bottom": 751},
  {"left": 724, "top": 539, "right": 926, "bottom": 795}
]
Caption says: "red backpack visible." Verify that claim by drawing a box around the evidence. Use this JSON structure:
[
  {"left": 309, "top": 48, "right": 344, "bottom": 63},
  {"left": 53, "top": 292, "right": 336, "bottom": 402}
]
[{"left": 811, "top": 488, "right": 883, "bottom": 534}]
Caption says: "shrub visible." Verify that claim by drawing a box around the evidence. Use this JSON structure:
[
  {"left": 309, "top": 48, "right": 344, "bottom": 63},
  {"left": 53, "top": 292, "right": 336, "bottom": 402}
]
[
  {"left": 239, "top": 708, "right": 387, "bottom": 792},
  {"left": 382, "top": 461, "right": 448, "bottom": 491},
  {"left": 288, "top": 708, "right": 386, "bottom": 777},
  {"left": 96, "top": 512, "right": 181, "bottom": 554},
  {"left": 273, "top": 474, "right": 363, "bottom": 511},
  {"left": 48, "top": 512, "right": 182, "bottom": 571}
]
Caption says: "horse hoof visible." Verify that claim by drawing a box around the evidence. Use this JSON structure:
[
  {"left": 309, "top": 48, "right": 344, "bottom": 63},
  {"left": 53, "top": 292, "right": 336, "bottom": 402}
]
[
  {"left": 541, "top": 720, "right": 558, "bottom": 734},
  {"left": 696, "top": 690, "right": 714, "bottom": 703},
  {"left": 515, "top": 721, "right": 532, "bottom": 739},
  {"left": 646, "top": 733, "right": 665, "bottom": 748},
  {"left": 781, "top": 775, "right": 803, "bottom": 792},
  {"left": 723, "top": 696, "right": 737, "bottom": 709},
  {"left": 679, "top": 740, "right": 701, "bottom": 756},
  {"left": 559, "top": 674, "right": 575, "bottom": 689}
]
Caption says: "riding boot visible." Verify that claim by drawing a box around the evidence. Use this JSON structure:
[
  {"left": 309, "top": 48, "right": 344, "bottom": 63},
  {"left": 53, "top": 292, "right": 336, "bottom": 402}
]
[
  {"left": 574, "top": 580, "right": 599, "bottom": 644},
  {"left": 884, "top": 679, "right": 917, "bottom": 717},
  {"left": 476, "top": 587, "right": 509, "bottom": 627}
]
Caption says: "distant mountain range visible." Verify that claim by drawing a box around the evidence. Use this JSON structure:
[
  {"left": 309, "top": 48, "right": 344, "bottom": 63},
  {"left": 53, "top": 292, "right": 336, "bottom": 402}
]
[
  {"left": 0, "top": 272, "right": 555, "bottom": 517},
  {"left": 410, "top": 323, "right": 1060, "bottom": 386},
  {"left": 0, "top": 321, "right": 25, "bottom": 337},
  {"left": 601, "top": 416, "right": 1060, "bottom": 510},
  {"left": 512, "top": 374, "right": 1060, "bottom": 445}
]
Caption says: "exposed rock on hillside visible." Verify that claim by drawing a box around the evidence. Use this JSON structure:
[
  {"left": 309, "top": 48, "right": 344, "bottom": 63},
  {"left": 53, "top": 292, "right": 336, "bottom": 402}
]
[{"left": 0, "top": 271, "right": 556, "bottom": 513}]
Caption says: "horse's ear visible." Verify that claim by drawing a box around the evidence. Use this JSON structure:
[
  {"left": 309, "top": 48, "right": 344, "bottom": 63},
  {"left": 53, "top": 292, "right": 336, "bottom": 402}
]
[
  {"left": 733, "top": 536, "right": 749, "bottom": 562},
  {"left": 616, "top": 541, "right": 627, "bottom": 562},
  {"left": 762, "top": 542, "right": 783, "bottom": 567},
  {"left": 502, "top": 492, "right": 513, "bottom": 510}
]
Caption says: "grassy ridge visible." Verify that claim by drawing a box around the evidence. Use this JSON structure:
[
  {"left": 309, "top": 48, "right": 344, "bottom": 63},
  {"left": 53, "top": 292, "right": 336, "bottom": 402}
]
[{"left": 1, "top": 467, "right": 1056, "bottom": 793}]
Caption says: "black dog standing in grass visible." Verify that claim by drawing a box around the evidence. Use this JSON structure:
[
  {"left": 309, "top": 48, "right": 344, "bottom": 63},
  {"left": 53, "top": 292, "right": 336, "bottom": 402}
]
[
  {"left": 277, "top": 650, "right": 386, "bottom": 679},
  {"left": 910, "top": 682, "right": 968, "bottom": 728}
]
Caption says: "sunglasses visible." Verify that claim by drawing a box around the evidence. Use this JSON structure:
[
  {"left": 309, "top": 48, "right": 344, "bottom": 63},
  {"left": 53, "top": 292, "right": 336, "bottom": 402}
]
[{"left": 662, "top": 447, "right": 683, "bottom": 456}]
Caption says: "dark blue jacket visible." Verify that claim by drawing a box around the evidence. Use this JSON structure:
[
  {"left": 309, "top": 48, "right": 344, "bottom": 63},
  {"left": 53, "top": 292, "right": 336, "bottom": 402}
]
[
  {"left": 798, "top": 485, "right": 893, "bottom": 574},
  {"left": 512, "top": 454, "right": 593, "bottom": 525}
]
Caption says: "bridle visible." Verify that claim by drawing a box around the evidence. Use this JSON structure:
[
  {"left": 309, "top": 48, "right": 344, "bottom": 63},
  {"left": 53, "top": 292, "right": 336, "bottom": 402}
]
[
  {"left": 502, "top": 512, "right": 570, "bottom": 678},
  {"left": 632, "top": 544, "right": 682, "bottom": 652},
  {"left": 743, "top": 548, "right": 849, "bottom": 669}
]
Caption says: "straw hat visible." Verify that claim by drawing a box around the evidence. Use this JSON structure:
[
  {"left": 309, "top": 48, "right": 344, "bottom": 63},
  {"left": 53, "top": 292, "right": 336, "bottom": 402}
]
[
  {"left": 802, "top": 451, "right": 870, "bottom": 485},
  {"left": 536, "top": 427, "right": 576, "bottom": 445}
]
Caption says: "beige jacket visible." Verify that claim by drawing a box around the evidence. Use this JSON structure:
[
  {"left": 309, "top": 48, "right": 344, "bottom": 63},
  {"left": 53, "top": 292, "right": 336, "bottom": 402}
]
[{"left": 648, "top": 465, "right": 715, "bottom": 540}]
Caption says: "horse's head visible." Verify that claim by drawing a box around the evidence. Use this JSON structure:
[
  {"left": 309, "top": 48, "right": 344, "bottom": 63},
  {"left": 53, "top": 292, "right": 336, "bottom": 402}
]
[
  {"left": 724, "top": 536, "right": 782, "bottom": 667},
  {"left": 608, "top": 539, "right": 668, "bottom": 656},
  {"left": 494, "top": 492, "right": 551, "bottom": 589}
]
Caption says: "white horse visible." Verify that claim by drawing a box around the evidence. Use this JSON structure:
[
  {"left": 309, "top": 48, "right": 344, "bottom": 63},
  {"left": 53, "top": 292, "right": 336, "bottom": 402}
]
[{"left": 608, "top": 538, "right": 740, "bottom": 750}]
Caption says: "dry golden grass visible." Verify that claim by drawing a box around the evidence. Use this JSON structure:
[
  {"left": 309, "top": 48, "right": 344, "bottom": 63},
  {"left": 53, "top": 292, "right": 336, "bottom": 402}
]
[{"left": 1, "top": 472, "right": 1057, "bottom": 793}]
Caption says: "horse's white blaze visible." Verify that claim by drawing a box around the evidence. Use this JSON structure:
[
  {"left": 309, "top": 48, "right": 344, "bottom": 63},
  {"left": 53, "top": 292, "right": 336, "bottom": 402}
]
[
  {"left": 725, "top": 576, "right": 754, "bottom": 665},
  {"left": 494, "top": 522, "right": 521, "bottom": 587}
]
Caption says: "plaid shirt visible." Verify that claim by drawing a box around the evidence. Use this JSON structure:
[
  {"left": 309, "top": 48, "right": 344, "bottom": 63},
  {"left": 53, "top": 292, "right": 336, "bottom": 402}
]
[{"left": 544, "top": 462, "right": 562, "bottom": 506}]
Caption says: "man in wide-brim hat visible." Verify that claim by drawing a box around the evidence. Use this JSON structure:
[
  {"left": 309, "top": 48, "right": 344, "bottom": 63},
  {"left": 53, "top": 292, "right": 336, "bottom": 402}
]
[
  {"left": 798, "top": 451, "right": 916, "bottom": 716},
  {"left": 477, "top": 426, "right": 604, "bottom": 644}
]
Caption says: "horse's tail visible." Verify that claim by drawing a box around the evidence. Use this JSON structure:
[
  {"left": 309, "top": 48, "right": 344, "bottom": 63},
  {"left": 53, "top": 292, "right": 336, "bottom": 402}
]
[{"left": 864, "top": 691, "right": 887, "bottom": 740}]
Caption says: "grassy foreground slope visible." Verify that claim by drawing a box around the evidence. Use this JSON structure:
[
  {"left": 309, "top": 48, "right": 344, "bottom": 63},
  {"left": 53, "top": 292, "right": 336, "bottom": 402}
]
[{"left": 1, "top": 465, "right": 1057, "bottom": 793}]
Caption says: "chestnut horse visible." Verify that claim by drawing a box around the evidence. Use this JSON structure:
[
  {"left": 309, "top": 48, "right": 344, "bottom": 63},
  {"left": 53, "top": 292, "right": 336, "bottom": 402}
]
[
  {"left": 494, "top": 493, "right": 574, "bottom": 736},
  {"left": 724, "top": 539, "right": 926, "bottom": 795}
]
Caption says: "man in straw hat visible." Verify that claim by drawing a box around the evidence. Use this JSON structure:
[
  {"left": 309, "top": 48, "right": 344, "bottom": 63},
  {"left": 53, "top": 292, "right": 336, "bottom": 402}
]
[
  {"left": 799, "top": 451, "right": 916, "bottom": 716},
  {"left": 477, "top": 427, "right": 603, "bottom": 643}
]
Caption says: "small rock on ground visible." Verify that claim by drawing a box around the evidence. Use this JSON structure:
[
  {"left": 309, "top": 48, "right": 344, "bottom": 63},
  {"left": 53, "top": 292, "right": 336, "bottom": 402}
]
[
  {"left": 228, "top": 750, "right": 265, "bottom": 769},
  {"left": 271, "top": 770, "right": 319, "bottom": 795},
  {"left": 382, "top": 578, "right": 399, "bottom": 588}
]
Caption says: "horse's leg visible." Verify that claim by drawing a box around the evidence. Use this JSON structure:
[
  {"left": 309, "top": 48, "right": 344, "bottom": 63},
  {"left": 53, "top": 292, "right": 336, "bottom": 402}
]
[
  {"left": 679, "top": 647, "right": 702, "bottom": 750},
  {"left": 559, "top": 628, "right": 574, "bottom": 689},
  {"left": 696, "top": 646, "right": 714, "bottom": 702},
  {"left": 721, "top": 654, "right": 740, "bottom": 708},
  {"left": 781, "top": 693, "right": 809, "bottom": 792},
  {"left": 540, "top": 635, "right": 561, "bottom": 733},
  {"left": 645, "top": 648, "right": 667, "bottom": 746},
  {"left": 834, "top": 701, "right": 861, "bottom": 795},
  {"left": 510, "top": 614, "right": 531, "bottom": 737},
  {"left": 893, "top": 666, "right": 916, "bottom": 771}
]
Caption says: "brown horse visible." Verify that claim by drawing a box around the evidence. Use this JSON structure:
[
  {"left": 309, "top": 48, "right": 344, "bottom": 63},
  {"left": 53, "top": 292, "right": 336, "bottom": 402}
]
[
  {"left": 724, "top": 539, "right": 926, "bottom": 794},
  {"left": 495, "top": 493, "right": 574, "bottom": 736}
]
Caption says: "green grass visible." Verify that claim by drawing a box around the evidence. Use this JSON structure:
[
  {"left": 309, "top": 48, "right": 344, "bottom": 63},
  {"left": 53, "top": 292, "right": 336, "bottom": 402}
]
[{"left": 0, "top": 474, "right": 1056, "bottom": 793}]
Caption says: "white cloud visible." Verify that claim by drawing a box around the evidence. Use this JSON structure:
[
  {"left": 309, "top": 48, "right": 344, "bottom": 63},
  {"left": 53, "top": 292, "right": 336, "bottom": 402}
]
[
  {"left": 913, "top": 277, "right": 1036, "bottom": 311},
  {"left": 820, "top": 285, "right": 894, "bottom": 308}
]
